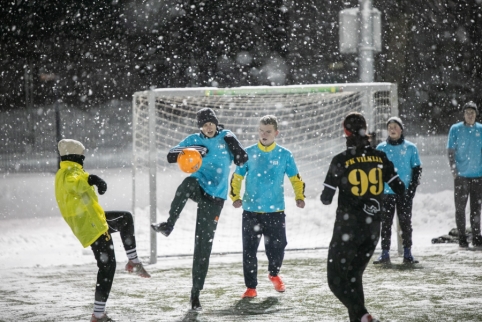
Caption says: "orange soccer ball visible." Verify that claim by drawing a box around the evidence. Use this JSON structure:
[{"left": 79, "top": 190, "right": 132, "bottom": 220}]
[{"left": 177, "top": 148, "right": 203, "bottom": 173}]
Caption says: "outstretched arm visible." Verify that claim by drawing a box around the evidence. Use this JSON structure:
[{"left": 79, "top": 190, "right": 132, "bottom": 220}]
[{"left": 167, "top": 145, "right": 208, "bottom": 163}]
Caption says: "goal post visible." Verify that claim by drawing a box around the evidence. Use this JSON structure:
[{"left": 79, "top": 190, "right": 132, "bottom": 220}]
[{"left": 132, "top": 83, "right": 398, "bottom": 264}]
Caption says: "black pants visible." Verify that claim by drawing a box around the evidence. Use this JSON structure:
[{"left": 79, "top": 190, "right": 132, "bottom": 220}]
[
  {"left": 380, "top": 194, "right": 413, "bottom": 250},
  {"left": 454, "top": 176, "right": 482, "bottom": 245},
  {"left": 327, "top": 212, "right": 380, "bottom": 322},
  {"left": 242, "top": 211, "right": 288, "bottom": 289},
  {"left": 90, "top": 211, "right": 137, "bottom": 302},
  {"left": 166, "top": 177, "right": 224, "bottom": 297}
]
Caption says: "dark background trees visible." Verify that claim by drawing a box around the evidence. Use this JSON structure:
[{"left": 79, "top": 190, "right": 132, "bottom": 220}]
[{"left": 1, "top": 0, "right": 481, "bottom": 134}]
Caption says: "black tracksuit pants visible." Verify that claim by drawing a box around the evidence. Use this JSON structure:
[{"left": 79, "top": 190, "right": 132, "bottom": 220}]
[
  {"left": 90, "top": 211, "right": 137, "bottom": 302},
  {"left": 380, "top": 194, "right": 413, "bottom": 250},
  {"left": 166, "top": 177, "right": 224, "bottom": 298},
  {"left": 242, "top": 211, "right": 287, "bottom": 289},
  {"left": 327, "top": 212, "right": 380, "bottom": 322},
  {"left": 454, "top": 176, "right": 482, "bottom": 246}
]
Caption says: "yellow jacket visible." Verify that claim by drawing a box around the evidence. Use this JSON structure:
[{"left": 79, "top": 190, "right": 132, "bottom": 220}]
[{"left": 55, "top": 161, "right": 108, "bottom": 248}]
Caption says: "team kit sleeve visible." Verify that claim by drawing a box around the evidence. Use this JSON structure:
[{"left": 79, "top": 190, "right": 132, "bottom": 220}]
[
  {"left": 229, "top": 173, "right": 244, "bottom": 202},
  {"left": 286, "top": 152, "right": 305, "bottom": 200},
  {"left": 320, "top": 158, "right": 340, "bottom": 205},
  {"left": 224, "top": 132, "right": 248, "bottom": 166}
]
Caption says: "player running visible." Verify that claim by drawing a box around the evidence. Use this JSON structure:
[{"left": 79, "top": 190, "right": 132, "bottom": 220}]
[
  {"left": 151, "top": 108, "right": 248, "bottom": 310},
  {"left": 320, "top": 112, "right": 405, "bottom": 322},
  {"left": 55, "top": 139, "right": 150, "bottom": 322},
  {"left": 230, "top": 115, "right": 305, "bottom": 298}
]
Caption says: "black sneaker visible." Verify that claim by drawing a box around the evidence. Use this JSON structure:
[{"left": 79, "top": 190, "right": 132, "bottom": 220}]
[
  {"left": 459, "top": 241, "right": 469, "bottom": 250},
  {"left": 190, "top": 296, "right": 202, "bottom": 311},
  {"left": 151, "top": 222, "right": 173, "bottom": 237}
]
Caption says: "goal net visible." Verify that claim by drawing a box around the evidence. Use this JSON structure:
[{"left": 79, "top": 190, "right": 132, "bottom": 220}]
[{"left": 132, "top": 83, "right": 398, "bottom": 263}]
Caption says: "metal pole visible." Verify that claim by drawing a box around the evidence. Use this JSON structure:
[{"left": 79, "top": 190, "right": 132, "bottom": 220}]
[
  {"left": 148, "top": 91, "right": 157, "bottom": 264},
  {"left": 359, "top": 0, "right": 374, "bottom": 82}
]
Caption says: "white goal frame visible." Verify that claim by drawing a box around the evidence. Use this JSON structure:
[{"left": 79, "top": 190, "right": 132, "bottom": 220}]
[{"left": 132, "top": 83, "right": 399, "bottom": 264}]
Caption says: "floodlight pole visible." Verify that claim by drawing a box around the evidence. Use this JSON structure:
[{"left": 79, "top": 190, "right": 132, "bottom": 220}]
[{"left": 359, "top": 0, "right": 374, "bottom": 82}]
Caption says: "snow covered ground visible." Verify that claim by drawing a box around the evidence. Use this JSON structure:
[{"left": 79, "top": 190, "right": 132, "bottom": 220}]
[{"left": 2, "top": 154, "right": 482, "bottom": 321}]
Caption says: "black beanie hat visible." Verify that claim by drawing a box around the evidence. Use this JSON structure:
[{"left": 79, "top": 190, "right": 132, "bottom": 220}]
[
  {"left": 463, "top": 101, "right": 479, "bottom": 116},
  {"left": 197, "top": 108, "right": 219, "bottom": 128},
  {"left": 343, "top": 112, "right": 367, "bottom": 137}
]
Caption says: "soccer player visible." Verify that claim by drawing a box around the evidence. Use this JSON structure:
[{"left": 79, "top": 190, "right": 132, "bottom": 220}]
[
  {"left": 374, "top": 116, "right": 422, "bottom": 265},
  {"left": 55, "top": 139, "right": 150, "bottom": 322},
  {"left": 229, "top": 115, "right": 305, "bottom": 298},
  {"left": 320, "top": 112, "right": 405, "bottom": 322},
  {"left": 447, "top": 101, "right": 482, "bottom": 249},
  {"left": 151, "top": 108, "right": 248, "bottom": 310}
]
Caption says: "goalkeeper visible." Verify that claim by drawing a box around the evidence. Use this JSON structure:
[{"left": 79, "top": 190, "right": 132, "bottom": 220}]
[
  {"left": 55, "top": 139, "right": 150, "bottom": 322},
  {"left": 151, "top": 108, "right": 248, "bottom": 310},
  {"left": 229, "top": 115, "right": 305, "bottom": 299},
  {"left": 320, "top": 112, "right": 405, "bottom": 322}
]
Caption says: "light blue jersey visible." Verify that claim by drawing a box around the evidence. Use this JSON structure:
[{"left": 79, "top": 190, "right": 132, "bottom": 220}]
[
  {"left": 447, "top": 122, "right": 482, "bottom": 178},
  {"left": 174, "top": 129, "right": 235, "bottom": 199},
  {"left": 376, "top": 139, "right": 422, "bottom": 194},
  {"left": 235, "top": 142, "right": 299, "bottom": 212}
]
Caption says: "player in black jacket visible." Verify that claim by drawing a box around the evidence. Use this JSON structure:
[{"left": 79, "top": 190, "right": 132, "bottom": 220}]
[{"left": 320, "top": 112, "right": 405, "bottom": 322}]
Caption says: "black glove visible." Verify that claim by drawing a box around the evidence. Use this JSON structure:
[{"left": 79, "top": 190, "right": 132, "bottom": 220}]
[
  {"left": 405, "top": 183, "right": 417, "bottom": 200},
  {"left": 88, "top": 175, "right": 107, "bottom": 195}
]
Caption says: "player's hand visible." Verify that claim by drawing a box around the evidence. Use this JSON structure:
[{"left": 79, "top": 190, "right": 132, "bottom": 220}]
[
  {"left": 88, "top": 175, "right": 107, "bottom": 195},
  {"left": 296, "top": 199, "right": 305, "bottom": 208},
  {"left": 232, "top": 199, "right": 242, "bottom": 208}
]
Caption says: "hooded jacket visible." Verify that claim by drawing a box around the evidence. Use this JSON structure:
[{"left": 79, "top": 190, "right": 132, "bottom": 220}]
[{"left": 55, "top": 161, "right": 108, "bottom": 247}]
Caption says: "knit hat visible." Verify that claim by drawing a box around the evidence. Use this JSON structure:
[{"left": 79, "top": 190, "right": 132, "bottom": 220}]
[
  {"left": 463, "top": 101, "right": 479, "bottom": 115},
  {"left": 58, "top": 139, "right": 85, "bottom": 156},
  {"left": 197, "top": 108, "right": 219, "bottom": 128},
  {"left": 343, "top": 112, "right": 367, "bottom": 137},
  {"left": 387, "top": 116, "right": 404, "bottom": 131}
]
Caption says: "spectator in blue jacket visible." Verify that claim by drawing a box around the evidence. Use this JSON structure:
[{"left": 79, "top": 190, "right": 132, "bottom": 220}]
[
  {"left": 447, "top": 102, "right": 482, "bottom": 249},
  {"left": 374, "top": 117, "right": 422, "bottom": 265}
]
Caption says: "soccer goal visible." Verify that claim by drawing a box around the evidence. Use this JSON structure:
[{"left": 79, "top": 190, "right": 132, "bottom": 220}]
[{"left": 132, "top": 83, "right": 398, "bottom": 264}]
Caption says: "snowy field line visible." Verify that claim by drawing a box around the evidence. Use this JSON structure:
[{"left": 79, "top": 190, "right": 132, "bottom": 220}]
[
  {"left": 3, "top": 153, "right": 482, "bottom": 320},
  {"left": 2, "top": 248, "right": 482, "bottom": 322}
]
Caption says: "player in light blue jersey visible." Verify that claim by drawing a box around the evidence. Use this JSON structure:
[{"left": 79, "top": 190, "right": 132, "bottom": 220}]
[
  {"left": 230, "top": 115, "right": 305, "bottom": 299},
  {"left": 447, "top": 101, "right": 482, "bottom": 249},
  {"left": 375, "top": 117, "right": 422, "bottom": 265},
  {"left": 151, "top": 108, "right": 248, "bottom": 310}
]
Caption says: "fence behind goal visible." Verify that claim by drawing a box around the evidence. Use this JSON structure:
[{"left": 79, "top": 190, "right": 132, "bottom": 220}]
[{"left": 132, "top": 83, "right": 398, "bottom": 263}]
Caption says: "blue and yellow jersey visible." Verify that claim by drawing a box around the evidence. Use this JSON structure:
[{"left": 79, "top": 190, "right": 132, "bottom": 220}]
[
  {"left": 376, "top": 139, "right": 422, "bottom": 194},
  {"left": 172, "top": 129, "right": 237, "bottom": 200},
  {"left": 230, "top": 142, "right": 304, "bottom": 212}
]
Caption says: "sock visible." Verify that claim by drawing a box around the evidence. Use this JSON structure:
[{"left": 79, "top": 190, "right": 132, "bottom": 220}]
[
  {"left": 361, "top": 313, "right": 372, "bottom": 322},
  {"left": 93, "top": 301, "right": 106, "bottom": 318},
  {"left": 404, "top": 247, "right": 412, "bottom": 258},
  {"left": 126, "top": 248, "right": 140, "bottom": 263},
  {"left": 382, "top": 249, "right": 389, "bottom": 257}
]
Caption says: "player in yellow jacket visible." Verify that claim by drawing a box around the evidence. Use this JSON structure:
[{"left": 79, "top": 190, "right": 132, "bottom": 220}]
[{"left": 55, "top": 139, "right": 150, "bottom": 322}]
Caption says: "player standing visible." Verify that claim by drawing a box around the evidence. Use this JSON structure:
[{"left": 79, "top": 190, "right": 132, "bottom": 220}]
[
  {"left": 374, "top": 116, "right": 422, "bottom": 265},
  {"left": 230, "top": 115, "right": 305, "bottom": 298},
  {"left": 55, "top": 139, "right": 150, "bottom": 322},
  {"left": 151, "top": 108, "right": 248, "bottom": 310},
  {"left": 320, "top": 112, "right": 405, "bottom": 322}
]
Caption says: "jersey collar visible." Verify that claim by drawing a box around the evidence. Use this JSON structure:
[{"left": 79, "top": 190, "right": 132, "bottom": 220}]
[{"left": 257, "top": 141, "right": 277, "bottom": 152}]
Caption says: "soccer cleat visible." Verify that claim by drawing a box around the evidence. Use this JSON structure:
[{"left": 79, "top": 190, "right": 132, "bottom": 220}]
[
  {"left": 268, "top": 274, "right": 286, "bottom": 292},
  {"left": 125, "top": 260, "right": 151, "bottom": 278},
  {"left": 403, "top": 248, "right": 419, "bottom": 264},
  {"left": 361, "top": 313, "right": 381, "bottom": 322},
  {"left": 373, "top": 250, "right": 391, "bottom": 265},
  {"left": 151, "top": 222, "right": 174, "bottom": 237},
  {"left": 241, "top": 288, "right": 257, "bottom": 298},
  {"left": 90, "top": 313, "right": 114, "bottom": 322},
  {"left": 459, "top": 241, "right": 470, "bottom": 250},
  {"left": 402, "top": 256, "right": 419, "bottom": 264},
  {"left": 190, "top": 295, "right": 202, "bottom": 311}
]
